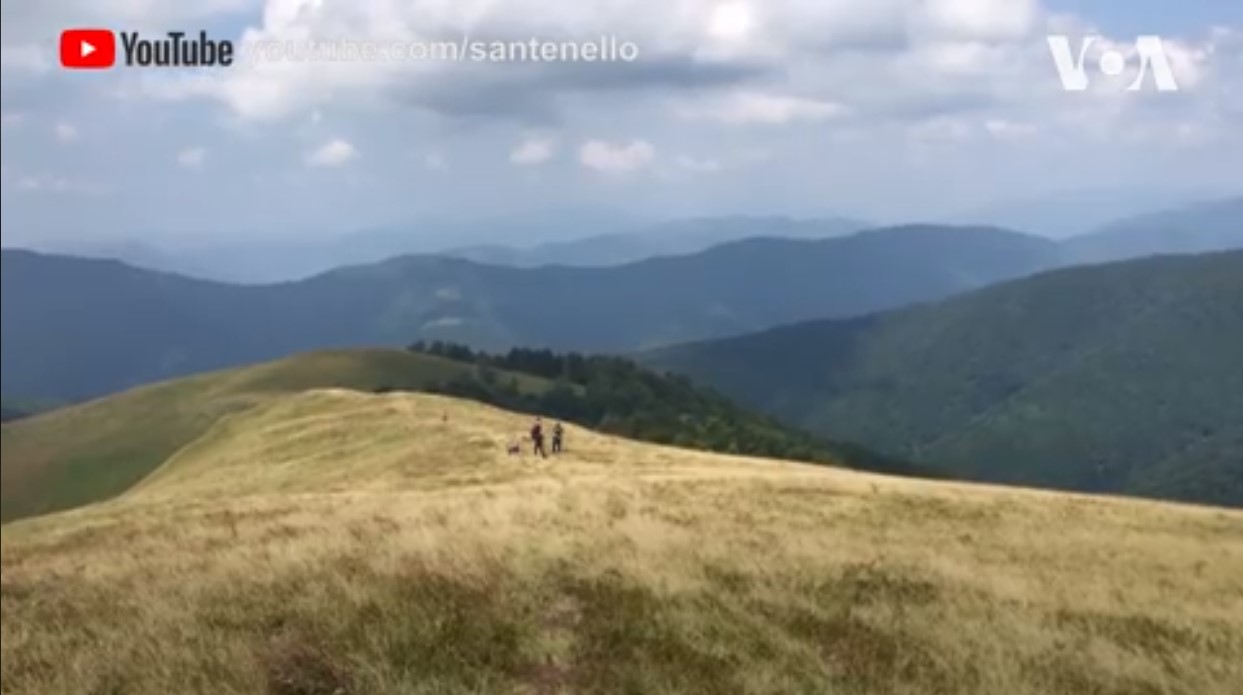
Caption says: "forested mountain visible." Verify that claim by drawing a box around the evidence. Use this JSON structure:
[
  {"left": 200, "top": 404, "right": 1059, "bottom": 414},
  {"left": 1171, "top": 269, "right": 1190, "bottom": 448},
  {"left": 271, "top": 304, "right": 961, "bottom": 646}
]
[
  {"left": 647, "top": 251, "right": 1243, "bottom": 506},
  {"left": 2, "top": 225, "right": 1059, "bottom": 401}
]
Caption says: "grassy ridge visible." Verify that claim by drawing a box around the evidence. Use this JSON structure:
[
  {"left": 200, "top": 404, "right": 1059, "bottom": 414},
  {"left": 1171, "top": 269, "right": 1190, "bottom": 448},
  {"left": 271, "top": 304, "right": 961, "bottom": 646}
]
[
  {"left": 3, "top": 389, "right": 1240, "bottom": 694},
  {"left": 0, "top": 398, "right": 62, "bottom": 424},
  {"left": 0, "top": 349, "right": 551, "bottom": 522},
  {"left": 2, "top": 347, "right": 921, "bottom": 524}
]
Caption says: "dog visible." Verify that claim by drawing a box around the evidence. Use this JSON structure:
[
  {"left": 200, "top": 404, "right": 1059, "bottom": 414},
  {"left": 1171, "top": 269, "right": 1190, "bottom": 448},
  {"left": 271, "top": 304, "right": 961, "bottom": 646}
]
[{"left": 506, "top": 438, "right": 522, "bottom": 456}]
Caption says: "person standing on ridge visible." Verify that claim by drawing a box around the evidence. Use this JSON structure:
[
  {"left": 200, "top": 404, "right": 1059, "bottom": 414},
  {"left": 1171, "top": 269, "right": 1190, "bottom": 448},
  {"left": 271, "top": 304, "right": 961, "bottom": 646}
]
[
  {"left": 552, "top": 421, "right": 564, "bottom": 454},
  {"left": 530, "top": 417, "right": 547, "bottom": 458}
]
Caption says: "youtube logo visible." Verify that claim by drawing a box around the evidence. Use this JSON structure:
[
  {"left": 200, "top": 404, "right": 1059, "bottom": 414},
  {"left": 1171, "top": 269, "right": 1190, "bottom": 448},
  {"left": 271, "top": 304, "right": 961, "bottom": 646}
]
[
  {"left": 60, "top": 29, "right": 116, "bottom": 69},
  {"left": 58, "top": 29, "right": 235, "bottom": 69}
]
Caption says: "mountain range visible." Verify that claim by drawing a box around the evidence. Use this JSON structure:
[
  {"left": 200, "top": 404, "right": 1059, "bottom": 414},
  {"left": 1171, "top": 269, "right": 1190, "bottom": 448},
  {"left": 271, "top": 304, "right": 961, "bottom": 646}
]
[
  {"left": 14, "top": 194, "right": 1240, "bottom": 285},
  {"left": 646, "top": 250, "right": 1243, "bottom": 507},
  {"left": 20, "top": 208, "right": 653, "bottom": 284},
  {"left": 443, "top": 216, "right": 867, "bottom": 268},
  {"left": 2, "top": 224, "right": 1061, "bottom": 402},
  {"left": 21, "top": 212, "right": 855, "bottom": 284},
  {"left": 1062, "top": 196, "right": 1243, "bottom": 263},
  {"left": 942, "top": 187, "right": 1239, "bottom": 238}
]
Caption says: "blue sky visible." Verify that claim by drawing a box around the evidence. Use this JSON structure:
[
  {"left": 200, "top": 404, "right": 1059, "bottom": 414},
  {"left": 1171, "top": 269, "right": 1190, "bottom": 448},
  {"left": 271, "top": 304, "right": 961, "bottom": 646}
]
[
  {"left": 1, "top": 0, "right": 1239, "bottom": 247},
  {"left": 1048, "top": 0, "right": 1240, "bottom": 36}
]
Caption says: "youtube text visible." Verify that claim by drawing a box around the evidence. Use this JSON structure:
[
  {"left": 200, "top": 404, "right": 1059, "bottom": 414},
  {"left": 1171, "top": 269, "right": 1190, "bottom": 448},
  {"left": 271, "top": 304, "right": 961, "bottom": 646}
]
[
  {"left": 240, "top": 36, "right": 640, "bottom": 66},
  {"left": 119, "top": 31, "right": 234, "bottom": 67}
]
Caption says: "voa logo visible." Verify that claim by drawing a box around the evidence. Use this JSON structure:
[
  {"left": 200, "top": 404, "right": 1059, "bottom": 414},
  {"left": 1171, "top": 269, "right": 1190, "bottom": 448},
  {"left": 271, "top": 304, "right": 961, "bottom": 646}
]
[{"left": 1047, "top": 35, "right": 1179, "bottom": 93}]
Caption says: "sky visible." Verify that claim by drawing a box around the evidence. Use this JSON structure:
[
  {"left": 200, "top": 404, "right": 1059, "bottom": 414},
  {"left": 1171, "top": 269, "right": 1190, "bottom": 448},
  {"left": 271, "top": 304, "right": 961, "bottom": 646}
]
[{"left": 0, "top": 0, "right": 1239, "bottom": 247}]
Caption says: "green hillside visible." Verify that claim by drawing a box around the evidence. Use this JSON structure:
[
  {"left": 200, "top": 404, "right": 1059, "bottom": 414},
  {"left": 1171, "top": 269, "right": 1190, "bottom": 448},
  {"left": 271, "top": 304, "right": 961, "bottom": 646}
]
[
  {"left": 2, "top": 225, "right": 1061, "bottom": 401},
  {"left": 1, "top": 348, "right": 918, "bottom": 523},
  {"left": 648, "top": 251, "right": 1243, "bottom": 507}
]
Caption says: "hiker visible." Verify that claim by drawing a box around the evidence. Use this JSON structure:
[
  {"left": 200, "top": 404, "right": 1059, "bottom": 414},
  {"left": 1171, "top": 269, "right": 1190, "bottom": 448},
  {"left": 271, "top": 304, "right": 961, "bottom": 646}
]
[
  {"left": 552, "top": 421, "right": 564, "bottom": 454},
  {"left": 530, "top": 417, "right": 547, "bottom": 458}
]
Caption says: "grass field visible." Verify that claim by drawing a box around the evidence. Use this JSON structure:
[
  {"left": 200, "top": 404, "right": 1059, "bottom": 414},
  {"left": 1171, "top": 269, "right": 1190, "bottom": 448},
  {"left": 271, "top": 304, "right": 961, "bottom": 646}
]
[{"left": 3, "top": 388, "right": 1241, "bottom": 694}]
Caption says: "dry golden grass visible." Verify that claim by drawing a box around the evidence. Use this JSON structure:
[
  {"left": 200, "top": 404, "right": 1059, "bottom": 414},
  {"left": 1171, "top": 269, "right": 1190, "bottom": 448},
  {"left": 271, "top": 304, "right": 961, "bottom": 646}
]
[
  {"left": 0, "top": 348, "right": 556, "bottom": 522},
  {"left": 3, "top": 389, "right": 1242, "bottom": 694}
]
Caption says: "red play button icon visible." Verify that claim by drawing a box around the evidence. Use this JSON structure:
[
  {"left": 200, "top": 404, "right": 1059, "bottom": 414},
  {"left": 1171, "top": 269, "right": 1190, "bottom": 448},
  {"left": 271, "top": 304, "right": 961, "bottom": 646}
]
[{"left": 60, "top": 29, "right": 116, "bottom": 69}]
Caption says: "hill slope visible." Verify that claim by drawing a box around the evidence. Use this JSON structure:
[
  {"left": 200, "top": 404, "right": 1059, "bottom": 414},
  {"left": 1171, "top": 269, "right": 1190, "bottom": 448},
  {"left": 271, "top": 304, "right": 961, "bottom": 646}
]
[
  {"left": 3, "top": 388, "right": 1240, "bottom": 695},
  {"left": 0, "top": 408, "right": 21, "bottom": 423},
  {"left": 647, "top": 251, "right": 1243, "bottom": 506},
  {"left": 2, "top": 225, "right": 1060, "bottom": 401},
  {"left": 0, "top": 349, "right": 557, "bottom": 522},
  {"left": 0, "top": 348, "right": 916, "bottom": 523},
  {"left": 1063, "top": 196, "right": 1243, "bottom": 264},
  {"left": 0, "top": 398, "right": 60, "bottom": 424}
]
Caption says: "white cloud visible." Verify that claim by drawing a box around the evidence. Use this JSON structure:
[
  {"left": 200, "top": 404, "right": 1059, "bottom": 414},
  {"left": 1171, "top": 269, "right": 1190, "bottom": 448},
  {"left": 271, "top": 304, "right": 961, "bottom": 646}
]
[
  {"left": 675, "top": 155, "right": 725, "bottom": 173},
  {"left": 1, "top": 112, "right": 25, "bottom": 127},
  {"left": 3, "top": 0, "right": 255, "bottom": 38},
  {"left": 909, "top": 117, "right": 973, "bottom": 143},
  {"left": 1, "top": 0, "right": 1239, "bottom": 236},
  {"left": 985, "top": 119, "right": 1038, "bottom": 140},
  {"left": 0, "top": 44, "right": 52, "bottom": 75},
  {"left": 122, "top": 0, "right": 842, "bottom": 123},
  {"left": 177, "top": 147, "right": 208, "bottom": 169},
  {"left": 678, "top": 92, "right": 846, "bottom": 125},
  {"left": 107, "top": 0, "right": 1238, "bottom": 157},
  {"left": 510, "top": 136, "right": 556, "bottom": 166},
  {"left": 917, "top": 0, "right": 1040, "bottom": 42},
  {"left": 708, "top": 2, "right": 757, "bottom": 42},
  {"left": 579, "top": 139, "right": 656, "bottom": 175},
  {"left": 54, "top": 120, "right": 78, "bottom": 143},
  {"left": 14, "top": 174, "right": 108, "bottom": 195},
  {"left": 305, "top": 138, "right": 358, "bottom": 167},
  {"left": 424, "top": 152, "right": 447, "bottom": 170},
  {"left": 736, "top": 147, "right": 774, "bottom": 163}
]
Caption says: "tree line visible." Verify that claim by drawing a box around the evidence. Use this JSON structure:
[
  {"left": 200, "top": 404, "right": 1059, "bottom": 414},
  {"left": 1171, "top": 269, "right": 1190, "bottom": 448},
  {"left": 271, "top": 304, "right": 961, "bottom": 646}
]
[{"left": 403, "top": 341, "right": 935, "bottom": 478}]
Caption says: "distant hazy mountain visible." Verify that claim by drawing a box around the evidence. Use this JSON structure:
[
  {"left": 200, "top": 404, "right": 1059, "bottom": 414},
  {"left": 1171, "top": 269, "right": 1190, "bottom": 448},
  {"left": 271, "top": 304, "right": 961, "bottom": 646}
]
[
  {"left": 21, "top": 208, "right": 653, "bottom": 284},
  {"left": 646, "top": 251, "right": 1243, "bottom": 507},
  {"left": 1062, "top": 196, "right": 1243, "bottom": 264},
  {"left": 27, "top": 239, "right": 211, "bottom": 279},
  {"left": 2, "top": 225, "right": 1059, "bottom": 401},
  {"left": 444, "top": 216, "right": 868, "bottom": 268},
  {"left": 945, "top": 187, "right": 1233, "bottom": 238}
]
